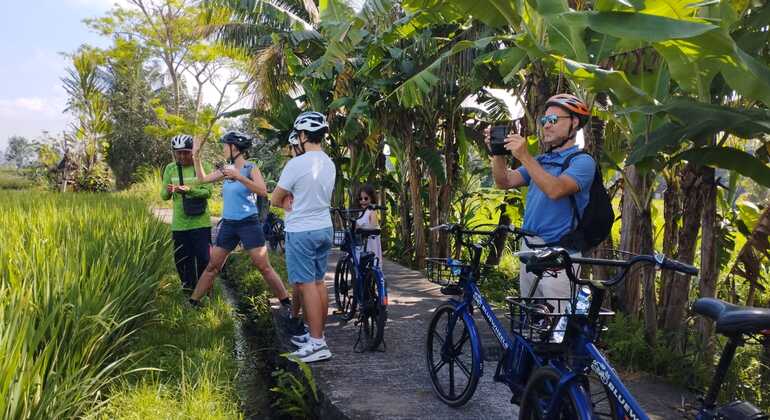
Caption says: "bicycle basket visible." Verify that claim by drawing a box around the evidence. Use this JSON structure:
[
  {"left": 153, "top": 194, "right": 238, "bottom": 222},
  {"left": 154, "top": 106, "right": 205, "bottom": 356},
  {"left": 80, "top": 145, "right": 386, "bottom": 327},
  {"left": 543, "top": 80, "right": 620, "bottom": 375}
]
[
  {"left": 506, "top": 297, "right": 614, "bottom": 349},
  {"left": 333, "top": 229, "right": 346, "bottom": 247},
  {"left": 425, "top": 258, "right": 468, "bottom": 287}
]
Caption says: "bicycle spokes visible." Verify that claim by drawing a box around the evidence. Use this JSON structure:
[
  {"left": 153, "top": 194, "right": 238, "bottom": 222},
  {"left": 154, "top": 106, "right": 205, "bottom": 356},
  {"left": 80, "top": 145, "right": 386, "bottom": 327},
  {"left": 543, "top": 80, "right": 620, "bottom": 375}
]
[
  {"left": 429, "top": 310, "right": 474, "bottom": 399},
  {"left": 355, "top": 272, "right": 386, "bottom": 352}
]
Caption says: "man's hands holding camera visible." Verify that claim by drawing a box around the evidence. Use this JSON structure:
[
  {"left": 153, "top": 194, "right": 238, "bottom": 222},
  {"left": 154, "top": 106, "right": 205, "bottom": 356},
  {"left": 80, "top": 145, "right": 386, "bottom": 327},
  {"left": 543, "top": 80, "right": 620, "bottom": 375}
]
[{"left": 484, "top": 125, "right": 529, "bottom": 160}]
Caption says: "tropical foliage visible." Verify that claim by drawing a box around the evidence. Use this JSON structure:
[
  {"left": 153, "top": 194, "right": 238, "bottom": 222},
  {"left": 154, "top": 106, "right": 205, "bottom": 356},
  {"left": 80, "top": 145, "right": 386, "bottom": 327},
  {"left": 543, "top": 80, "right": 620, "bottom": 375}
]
[{"left": 5, "top": 0, "right": 770, "bottom": 414}]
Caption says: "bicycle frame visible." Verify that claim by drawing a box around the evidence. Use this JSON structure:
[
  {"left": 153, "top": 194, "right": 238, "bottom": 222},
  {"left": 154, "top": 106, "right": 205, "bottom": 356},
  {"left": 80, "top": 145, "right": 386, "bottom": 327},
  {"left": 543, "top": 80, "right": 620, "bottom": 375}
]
[
  {"left": 337, "top": 210, "right": 388, "bottom": 309},
  {"left": 523, "top": 251, "right": 698, "bottom": 420},
  {"left": 446, "top": 242, "right": 583, "bottom": 403}
]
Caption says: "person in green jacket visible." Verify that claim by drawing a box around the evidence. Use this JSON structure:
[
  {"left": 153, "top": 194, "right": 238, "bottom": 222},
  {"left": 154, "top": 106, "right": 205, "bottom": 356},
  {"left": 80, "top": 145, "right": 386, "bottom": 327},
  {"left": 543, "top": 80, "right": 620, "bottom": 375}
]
[{"left": 161, "top": 134, "right": 213, "bottom": 291}]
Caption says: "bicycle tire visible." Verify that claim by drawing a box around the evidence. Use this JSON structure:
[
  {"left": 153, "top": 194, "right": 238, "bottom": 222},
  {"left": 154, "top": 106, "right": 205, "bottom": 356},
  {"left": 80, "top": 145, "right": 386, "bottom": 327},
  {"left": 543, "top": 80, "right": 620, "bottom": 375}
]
[
  {"left": 334, "top": 257, "right": 353, "bottom": 312},
  {"left": 519, "top": 367, "right": 592, "bottom": 420},
  {"left": 582, "top": 371, "right": 620, "bottom": 419},
  {"left": 360, "top": 270, "right": 387, "bottom": 350},
  {"left": 426, "top": 302, "right": 481, "bottom": 407}
]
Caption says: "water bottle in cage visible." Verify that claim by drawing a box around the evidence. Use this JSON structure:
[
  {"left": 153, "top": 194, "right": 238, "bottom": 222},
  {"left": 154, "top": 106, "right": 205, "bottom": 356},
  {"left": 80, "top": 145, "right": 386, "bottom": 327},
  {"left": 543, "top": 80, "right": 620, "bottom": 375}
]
[
  {"left": 574, "top": 286, "right": 591, "bottom": 314},
  {"left": 446, "top": 258, "right": 462, "bottom": 276},
  {"left": 551, "top": 286, "right": 591, "bottom": 343}
]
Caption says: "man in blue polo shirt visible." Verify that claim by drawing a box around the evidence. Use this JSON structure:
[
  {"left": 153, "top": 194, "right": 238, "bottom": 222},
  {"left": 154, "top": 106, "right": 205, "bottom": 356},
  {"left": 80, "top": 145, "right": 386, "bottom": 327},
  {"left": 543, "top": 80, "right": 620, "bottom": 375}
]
[{"left": 487, "top": 93, "right": 595, "bottom": 300}]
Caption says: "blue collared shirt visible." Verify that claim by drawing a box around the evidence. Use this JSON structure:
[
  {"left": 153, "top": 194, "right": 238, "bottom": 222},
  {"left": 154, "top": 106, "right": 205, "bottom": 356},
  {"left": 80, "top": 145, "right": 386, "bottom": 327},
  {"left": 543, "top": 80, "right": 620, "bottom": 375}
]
[{"left": 516, "top": 146, "right": 596, "bottom": 244}]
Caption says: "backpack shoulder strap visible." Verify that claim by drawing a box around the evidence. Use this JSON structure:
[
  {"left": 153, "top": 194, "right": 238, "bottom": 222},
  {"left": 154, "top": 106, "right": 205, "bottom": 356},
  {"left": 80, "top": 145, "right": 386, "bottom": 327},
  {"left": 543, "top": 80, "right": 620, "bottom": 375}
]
[
  {"left": 561, "top": 150, "right": 592, "bottom": 228},
  {"left": 561, "top": 150, "right": 589, "bottom": 172}
]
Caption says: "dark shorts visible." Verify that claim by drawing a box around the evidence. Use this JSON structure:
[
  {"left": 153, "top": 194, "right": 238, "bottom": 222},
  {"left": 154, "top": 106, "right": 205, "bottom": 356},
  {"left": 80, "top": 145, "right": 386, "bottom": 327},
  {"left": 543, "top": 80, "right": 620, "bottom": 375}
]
[{"left": 216, "top": 215, "right": 266, "bottom": 251}]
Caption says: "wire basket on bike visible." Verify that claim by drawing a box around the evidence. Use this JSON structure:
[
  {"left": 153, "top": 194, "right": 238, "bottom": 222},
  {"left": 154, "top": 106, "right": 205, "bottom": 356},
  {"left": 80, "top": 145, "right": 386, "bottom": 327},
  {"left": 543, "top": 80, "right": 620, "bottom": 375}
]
[
  {"left": 425, "top": 258, "right": 469, "bottom": 287},
  {"left": 506, "top": 296, "right": 614, "bottom": 350}
]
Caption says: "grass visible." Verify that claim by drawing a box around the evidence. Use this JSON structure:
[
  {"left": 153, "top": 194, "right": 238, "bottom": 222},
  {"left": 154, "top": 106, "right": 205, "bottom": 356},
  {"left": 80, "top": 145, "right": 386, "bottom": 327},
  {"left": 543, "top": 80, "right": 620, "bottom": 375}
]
[
  {"left": 0, "top": 190, "right": 251, "bottom": 419},
  {"left": 0, "top": 192, "right": 170, "bottom": 418},
  {"left": 92, "top": 277, "right": 242, "bottom": 420},
  {"left": 0, "top": 168, "right": 36, "bottom": 190}
]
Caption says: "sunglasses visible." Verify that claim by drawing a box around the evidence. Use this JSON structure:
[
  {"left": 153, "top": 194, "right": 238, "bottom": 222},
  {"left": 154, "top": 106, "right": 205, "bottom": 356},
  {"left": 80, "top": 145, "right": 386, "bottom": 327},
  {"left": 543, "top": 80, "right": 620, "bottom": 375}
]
[
  {"left": 359, "top": 196, "right": 370, "bottom": 201},
  {"left": 539, "top": 114, "right": 572, "bottom": 126}
]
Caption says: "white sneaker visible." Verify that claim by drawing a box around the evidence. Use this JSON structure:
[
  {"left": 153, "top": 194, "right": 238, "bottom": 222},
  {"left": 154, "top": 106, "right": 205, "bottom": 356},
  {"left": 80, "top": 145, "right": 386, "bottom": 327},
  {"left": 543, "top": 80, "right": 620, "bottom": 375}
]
[
  {"left": 290, "top": 341, "right": 332, "bottom": 363},
  {"left": 290, "top": 333, "right": 310, "bottom": 347}
]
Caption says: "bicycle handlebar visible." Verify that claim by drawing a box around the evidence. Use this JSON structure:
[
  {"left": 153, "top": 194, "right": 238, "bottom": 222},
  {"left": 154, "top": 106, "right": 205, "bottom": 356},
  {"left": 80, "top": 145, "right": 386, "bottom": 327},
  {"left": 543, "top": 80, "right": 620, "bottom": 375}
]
[
  {"left": 519, "top": 247, "right": 698, "bottom": 288},
  {"left": 657, "top": 255, "right": 699, "bottom": 275},
  {"left": 429, "top": 223, "right": 536, "bottom": 238},
  {"left": 331, "top": 205, "right": 384, "bottom": 213},
  {"left": 331, "top": 205, "right": 385, "bottom": 223}
]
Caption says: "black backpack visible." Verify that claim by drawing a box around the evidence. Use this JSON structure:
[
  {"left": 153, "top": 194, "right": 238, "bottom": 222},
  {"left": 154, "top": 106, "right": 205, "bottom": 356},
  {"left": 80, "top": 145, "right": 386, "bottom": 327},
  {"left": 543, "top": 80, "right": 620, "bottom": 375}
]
[{"left": 552, "top": 151, "right": 614, "bottom": 252}]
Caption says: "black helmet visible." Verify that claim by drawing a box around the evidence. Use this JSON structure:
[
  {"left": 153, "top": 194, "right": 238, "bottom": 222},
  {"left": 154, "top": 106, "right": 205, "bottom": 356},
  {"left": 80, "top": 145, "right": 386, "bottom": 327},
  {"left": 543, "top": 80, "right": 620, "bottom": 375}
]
[
  {"left": 171, "top": 134, "right": 193, "bottom": 151},
  {"left": 220, "top": 131, "right": 253, "bottom": 150}
]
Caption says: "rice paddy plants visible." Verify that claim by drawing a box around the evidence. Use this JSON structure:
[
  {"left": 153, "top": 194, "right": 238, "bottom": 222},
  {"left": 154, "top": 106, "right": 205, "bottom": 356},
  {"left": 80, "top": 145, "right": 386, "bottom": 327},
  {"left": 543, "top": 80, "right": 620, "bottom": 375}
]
[{"left": 0, "top": 192, "right": 171, "bottom": 419}]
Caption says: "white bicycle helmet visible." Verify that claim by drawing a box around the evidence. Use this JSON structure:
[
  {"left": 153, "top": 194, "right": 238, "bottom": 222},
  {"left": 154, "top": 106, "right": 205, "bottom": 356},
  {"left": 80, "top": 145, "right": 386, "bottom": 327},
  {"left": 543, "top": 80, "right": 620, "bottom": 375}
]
[
  {"left": 293, "top": 111, "right": 328, "bottom": 133},
  {"left": 171, "top": 134, "right": 193, "bottom": 151},
  {"left": 288, "top": 129, "right": 299, "bottom": 146}
]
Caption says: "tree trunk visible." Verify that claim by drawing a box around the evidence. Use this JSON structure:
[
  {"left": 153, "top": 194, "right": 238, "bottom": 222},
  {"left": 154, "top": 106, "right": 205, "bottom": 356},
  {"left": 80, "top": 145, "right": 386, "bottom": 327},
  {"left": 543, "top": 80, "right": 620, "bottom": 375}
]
[
  {"left": 165, "top": 56, "right": 181, "bottom": 115},
  {"left": 438, "top": 122, "right": 458, "bottom": 258},
  {"left": 728, "top": 203, "right": 770, "bottom": 305},
  {"left": 662, "top": 163, "right": 707, "bottom": 350},
  {"left": 697, "top": 167, "right": 718, "bottom": 355},
  {"left": 399, "top": 180, "right": 412, "bottom": 258},
  {"left": 658, "top": 172, "right": 682, "bottom": 325},
  {"left": 618, "top": 165, "right": 656, "bottom": 343},
  {"left": 428, "top": 171, "right": 440, "bottom": 258},
  {"left": 582, "top": 93, "right": 613, "bottom": 282},
  {"left": 406, "top": 132, "right": 426, "bottom": 268}
]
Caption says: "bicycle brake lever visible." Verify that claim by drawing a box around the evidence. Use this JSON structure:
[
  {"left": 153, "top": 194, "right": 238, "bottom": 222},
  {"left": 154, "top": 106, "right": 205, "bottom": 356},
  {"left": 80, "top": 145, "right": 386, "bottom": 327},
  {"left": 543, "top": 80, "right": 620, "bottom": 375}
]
[
  {"left": 429, "top": 223, "right": 456, "bottom": 232},
  {"left": 514, "top": 250, "right": 538, "bottom": 261}
]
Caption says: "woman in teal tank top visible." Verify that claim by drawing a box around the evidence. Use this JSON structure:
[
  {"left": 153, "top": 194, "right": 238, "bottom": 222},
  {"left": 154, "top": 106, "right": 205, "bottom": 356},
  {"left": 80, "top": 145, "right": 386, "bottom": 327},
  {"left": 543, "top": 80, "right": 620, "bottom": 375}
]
[{"left": 188, "top": 131, "right": 291, "bottom": 311}]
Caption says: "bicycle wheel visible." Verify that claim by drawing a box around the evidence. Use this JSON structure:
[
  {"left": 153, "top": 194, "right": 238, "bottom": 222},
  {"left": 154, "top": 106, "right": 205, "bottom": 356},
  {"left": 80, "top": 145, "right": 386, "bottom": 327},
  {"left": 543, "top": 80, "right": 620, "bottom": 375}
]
[
  {"left": 582, "top": 371, "right": 619, "bottom": 419},
  {"left": 519, "top": 367, "right": 592, "bottom": 420},
  {"left": 334, "top": 257, "right": 354, "bottom": 313},
  {"left": 426, "top": 302, "right": 481, "bottom": 407},
  {"left": 360, "top": 270, "right": 387, "bottom": 350}
]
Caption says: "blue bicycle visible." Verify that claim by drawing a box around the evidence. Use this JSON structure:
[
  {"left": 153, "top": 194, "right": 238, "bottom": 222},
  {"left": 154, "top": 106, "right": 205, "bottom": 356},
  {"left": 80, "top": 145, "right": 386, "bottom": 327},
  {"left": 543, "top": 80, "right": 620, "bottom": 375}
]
[
  {"left": 515, "top": 247, "right": 769, "bottom": 420},
  {"left": 425, "top": 223, "right": 544, "bottom": 407},
  {"left": 332, "top": 206, "right": 388, "bottom": 351},
  {"left": 423, "top": 223, "right": 707, "bottom": 418}
]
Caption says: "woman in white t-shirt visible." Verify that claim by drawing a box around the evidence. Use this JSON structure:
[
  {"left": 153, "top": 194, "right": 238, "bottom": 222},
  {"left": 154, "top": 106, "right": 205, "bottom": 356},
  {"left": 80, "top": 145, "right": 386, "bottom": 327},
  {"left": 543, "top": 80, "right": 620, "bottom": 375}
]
[{"left": 355, "top": 184, "right": 383, "bottom": 267}]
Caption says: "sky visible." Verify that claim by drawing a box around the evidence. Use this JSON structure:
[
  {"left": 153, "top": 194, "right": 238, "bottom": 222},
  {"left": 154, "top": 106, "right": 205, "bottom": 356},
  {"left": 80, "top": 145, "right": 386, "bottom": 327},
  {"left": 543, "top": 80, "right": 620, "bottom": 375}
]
[
  {"left": 0, "top": 0, "right": 125, "bottom": 149},
  {"left": 0, "top": 0, "right": 559, "bottom": 152}
]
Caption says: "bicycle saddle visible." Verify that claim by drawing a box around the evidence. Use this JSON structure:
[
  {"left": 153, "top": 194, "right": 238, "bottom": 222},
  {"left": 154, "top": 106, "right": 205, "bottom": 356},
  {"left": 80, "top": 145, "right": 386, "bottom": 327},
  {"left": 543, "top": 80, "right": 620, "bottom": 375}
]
[
  {"left": 693, "top": 298, "right": 770, "bottom": 336},
  {"left": 356, "top": 228, "right": 381, "bottom": 237},
  {"left": 518, "top": 248, "right": 570, "bottom": 275}
]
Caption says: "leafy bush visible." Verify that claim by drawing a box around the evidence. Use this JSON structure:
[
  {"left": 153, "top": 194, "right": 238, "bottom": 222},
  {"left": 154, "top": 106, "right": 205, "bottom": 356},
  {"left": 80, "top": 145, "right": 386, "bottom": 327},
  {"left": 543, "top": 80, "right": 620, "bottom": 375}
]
[{"left": 270, "top": 356, "right": 318, "bottom": 419}]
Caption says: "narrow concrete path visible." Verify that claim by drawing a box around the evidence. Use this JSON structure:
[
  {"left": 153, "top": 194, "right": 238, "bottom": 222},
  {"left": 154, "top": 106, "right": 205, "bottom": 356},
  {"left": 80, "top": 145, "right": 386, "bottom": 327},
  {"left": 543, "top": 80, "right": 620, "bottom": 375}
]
[
  {"left": 312, "top": 250, "right": 517, "bottom": 419},
  {"left": 303, "top": 250, "right": 693, "bottom": 419},
  {"left": 151, "top": 208, "right": 692, "bottom": 418}
]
